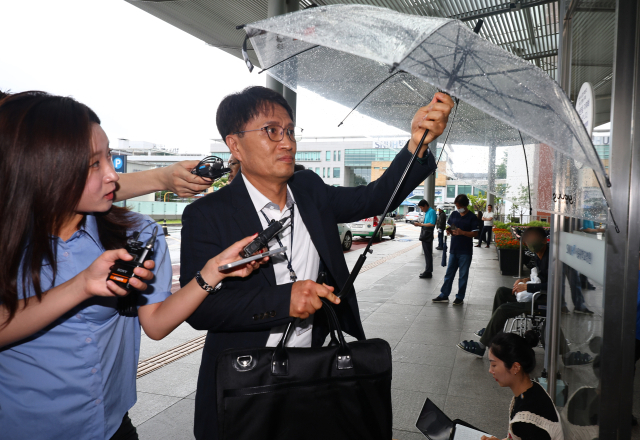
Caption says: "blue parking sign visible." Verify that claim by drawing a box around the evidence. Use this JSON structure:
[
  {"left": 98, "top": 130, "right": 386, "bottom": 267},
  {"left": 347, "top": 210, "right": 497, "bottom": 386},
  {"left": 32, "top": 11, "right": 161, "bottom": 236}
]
[{"left": 112, "top": 155, "right": 127, "bottom": 173}]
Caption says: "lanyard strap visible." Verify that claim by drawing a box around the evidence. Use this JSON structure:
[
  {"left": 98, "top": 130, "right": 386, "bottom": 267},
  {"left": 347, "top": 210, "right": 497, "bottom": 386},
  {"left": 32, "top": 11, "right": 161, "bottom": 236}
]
[{"left": 260, "top": 204, "right": 297, "bottom": 282}]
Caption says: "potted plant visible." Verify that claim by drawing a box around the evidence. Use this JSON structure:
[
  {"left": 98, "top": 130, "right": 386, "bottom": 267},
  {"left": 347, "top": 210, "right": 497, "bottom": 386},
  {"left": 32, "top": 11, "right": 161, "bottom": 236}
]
[{"left": 494, "top": 232, "right": 522, "bottom": 275}]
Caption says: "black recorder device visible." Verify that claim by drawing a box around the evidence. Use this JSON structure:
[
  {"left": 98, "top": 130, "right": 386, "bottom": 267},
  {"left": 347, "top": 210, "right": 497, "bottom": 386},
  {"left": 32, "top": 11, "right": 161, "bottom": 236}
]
[
  {"left": 108, "top": 224, "right": 158, "bottom": 317},
  {"left": 241, "top": 215, "right": 291, "bottom": 258}
]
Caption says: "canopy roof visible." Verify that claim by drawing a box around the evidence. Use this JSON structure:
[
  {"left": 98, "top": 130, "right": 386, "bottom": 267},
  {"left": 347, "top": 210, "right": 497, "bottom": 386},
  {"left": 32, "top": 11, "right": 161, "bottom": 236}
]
[{"left": 125, "top": 0, "right": 614, "bottom": 126}]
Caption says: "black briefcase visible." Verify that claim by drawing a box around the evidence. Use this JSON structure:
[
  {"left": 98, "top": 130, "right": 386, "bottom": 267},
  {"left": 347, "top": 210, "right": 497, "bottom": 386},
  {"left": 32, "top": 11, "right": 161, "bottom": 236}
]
[{"left": 216, "top": 301, "right": 393, "bottom": 440}]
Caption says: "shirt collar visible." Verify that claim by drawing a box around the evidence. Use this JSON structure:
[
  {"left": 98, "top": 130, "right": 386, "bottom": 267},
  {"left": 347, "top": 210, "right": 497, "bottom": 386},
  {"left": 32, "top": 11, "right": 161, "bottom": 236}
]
[
  {"left": 57, "top": 215, "right": 102, "bottom": 248},
  {"left": 242, "top": 174, "right": 295, "bottom": 213}
]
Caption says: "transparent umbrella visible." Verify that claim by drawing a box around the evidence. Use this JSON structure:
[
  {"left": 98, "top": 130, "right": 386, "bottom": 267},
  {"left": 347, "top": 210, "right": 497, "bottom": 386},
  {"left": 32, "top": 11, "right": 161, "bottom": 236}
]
[{"left": 241, "top": 4, "right": 614, "bottom": 225}]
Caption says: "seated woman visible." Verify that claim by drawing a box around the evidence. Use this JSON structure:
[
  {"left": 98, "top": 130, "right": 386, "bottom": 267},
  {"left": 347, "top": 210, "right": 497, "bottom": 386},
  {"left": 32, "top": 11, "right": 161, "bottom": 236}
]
[
  {"left": 482, "top": 332, "right": 564, "bottom": 440},
  {"left": 0, "top": 92, "right": 267, "bottom": 440}
]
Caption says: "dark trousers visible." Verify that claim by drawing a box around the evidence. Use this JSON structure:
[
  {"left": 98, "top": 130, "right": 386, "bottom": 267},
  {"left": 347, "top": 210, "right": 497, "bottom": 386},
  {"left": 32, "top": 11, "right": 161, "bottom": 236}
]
[
  {"left": 561, "top": 264, "right": 586, "bottom": 310},
  {"left": 422, "top": 239, "right": 433, "bottom": 274},
  {"left": 478, "top": 226, "right": 492, "bottom": 246},
  {"left": 437, "top": 230, "right": 444, "bottom": 248},
  {"left": 480, "top": 287, "right": 530, "bottom": 346},
  {"left": 110, "top": 413, "right": 138, "bottom": 440}
]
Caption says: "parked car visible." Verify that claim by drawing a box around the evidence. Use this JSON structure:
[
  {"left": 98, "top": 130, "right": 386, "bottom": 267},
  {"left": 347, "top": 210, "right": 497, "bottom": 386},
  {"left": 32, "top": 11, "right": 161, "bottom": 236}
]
[
  {"left": 404, "top": 210, "right": 423, "bottom": 223},
  {"left": 337, "top": 223, "right": 353, "bottom": 251},
  {"left": 351, "top": 215, "right": 396, "bottom": 241}
]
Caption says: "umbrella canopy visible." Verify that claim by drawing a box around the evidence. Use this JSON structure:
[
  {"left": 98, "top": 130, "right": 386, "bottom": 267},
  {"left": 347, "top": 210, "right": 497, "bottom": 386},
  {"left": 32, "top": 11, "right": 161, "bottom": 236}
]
[{"left": 242, "top": 4, "right": 613, "bottom": 223}]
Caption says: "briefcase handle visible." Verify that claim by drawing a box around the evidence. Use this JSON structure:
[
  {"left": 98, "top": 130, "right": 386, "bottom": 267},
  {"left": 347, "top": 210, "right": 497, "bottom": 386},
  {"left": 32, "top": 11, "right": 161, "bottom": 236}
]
[{"left": 271, "top": 298, "right": 354, "bottom": 376}]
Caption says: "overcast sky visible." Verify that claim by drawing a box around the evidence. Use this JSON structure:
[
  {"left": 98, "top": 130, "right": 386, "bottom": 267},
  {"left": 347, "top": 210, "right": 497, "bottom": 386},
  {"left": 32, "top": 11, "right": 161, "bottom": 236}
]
[{"left": 1, "top": 0, "right": 406, "bottom": 154}]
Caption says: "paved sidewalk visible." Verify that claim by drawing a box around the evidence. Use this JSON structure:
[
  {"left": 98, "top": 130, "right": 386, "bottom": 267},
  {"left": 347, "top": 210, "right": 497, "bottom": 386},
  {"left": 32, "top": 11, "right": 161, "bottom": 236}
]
[{"left": 131, "top": 223, "right": 536, "bottom": 439}]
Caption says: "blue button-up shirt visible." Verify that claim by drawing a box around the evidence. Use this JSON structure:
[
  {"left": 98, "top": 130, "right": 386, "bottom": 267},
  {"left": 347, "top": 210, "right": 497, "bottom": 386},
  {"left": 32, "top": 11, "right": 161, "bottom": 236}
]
[
  {"left": 0, "top": 214, "right": 172, "bottom": 440},
  {"left": 424, "top": 207, "right": 437, "bottom": 226}
]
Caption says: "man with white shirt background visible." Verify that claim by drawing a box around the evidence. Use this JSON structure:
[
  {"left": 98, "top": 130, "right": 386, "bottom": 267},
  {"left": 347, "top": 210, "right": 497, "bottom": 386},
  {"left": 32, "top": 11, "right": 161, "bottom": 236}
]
[
  {"left": 476, "top": 204, "right": 494, "bottom": 248},
  {"left": 180, "top": 86, "right": 454, "bottom": 440}
]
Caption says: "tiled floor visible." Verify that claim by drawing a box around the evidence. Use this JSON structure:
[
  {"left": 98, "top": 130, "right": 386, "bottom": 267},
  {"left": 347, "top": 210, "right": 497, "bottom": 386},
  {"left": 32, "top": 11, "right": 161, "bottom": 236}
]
[{"left": 131, "top": 223, "right": 640, "bottom": 439}]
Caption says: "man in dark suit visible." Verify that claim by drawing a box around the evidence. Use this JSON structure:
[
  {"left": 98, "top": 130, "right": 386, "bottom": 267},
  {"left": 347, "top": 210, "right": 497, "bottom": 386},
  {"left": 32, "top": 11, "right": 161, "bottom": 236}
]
[{"left": 180, "top": 86, "right": 454, "bottom": 440}]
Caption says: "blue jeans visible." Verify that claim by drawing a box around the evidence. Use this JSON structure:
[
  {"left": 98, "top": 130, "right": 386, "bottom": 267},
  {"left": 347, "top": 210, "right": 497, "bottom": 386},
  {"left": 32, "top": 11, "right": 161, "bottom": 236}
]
[
  {"left": 437, "top": 230, "right": 444, "bottom": 248},
  {"left": 440, "top": 253, "right": 472, "bottom": 300}
]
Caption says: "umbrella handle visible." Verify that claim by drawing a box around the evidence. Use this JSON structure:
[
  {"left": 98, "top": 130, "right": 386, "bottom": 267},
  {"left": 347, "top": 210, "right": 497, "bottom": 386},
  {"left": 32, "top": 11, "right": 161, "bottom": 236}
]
[{"left": 338, "top": 128, "right": 431, "bottom": 298}]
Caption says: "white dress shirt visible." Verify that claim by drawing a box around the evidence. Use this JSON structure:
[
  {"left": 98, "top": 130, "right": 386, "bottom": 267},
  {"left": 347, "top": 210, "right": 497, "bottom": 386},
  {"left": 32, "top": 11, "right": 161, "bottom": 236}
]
[
  {"left": 483, "top": 211, "right": 494, "bottom": 226},
  {"left": 242, "top": 174, "right": 321, "bottom": 347}
]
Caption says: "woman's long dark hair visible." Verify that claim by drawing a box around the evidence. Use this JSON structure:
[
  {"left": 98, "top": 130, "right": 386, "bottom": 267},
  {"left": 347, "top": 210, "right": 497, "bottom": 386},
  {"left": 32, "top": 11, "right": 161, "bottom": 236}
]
[{"left": 0, "top": 92, "right": 138, "bottom": 324}]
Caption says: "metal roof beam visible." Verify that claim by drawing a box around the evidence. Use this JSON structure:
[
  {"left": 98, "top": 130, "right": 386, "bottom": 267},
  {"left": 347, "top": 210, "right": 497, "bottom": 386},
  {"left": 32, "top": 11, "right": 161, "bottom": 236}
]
[
  {"left": 523, "top": 48, "right": 558, "bottom": 60},
  {"left": 449, "top": 0, "right": 557, "bottom": 22}
]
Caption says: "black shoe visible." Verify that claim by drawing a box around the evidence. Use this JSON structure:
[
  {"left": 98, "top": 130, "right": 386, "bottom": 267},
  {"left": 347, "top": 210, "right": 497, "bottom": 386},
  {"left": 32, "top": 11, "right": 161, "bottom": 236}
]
[
  {"left": 457, "top": 340, "right": 486, "bottom": 358},
  {"left": 419, "top": 272, "right": 432, "bottom": 279},
  {"left": 474, "top": 328, "right": 485, "bottom": 338},
  {"left": 435, "top": 247, "right": 443, "bottom": 250},
  {"left": 453, "top": 298, "right": 464, "bottom": 306},
  {"left": 574, "top": 307, "right": 594, "bottom": 315},
  {"left": 564, "top": 351, "right": 594, "bottom": 367},
  {"left": 432, "top": 296, "right": 449, "bottom": 303},
  {"left": 561, "top": 305, "right": 570, "bottom": 315},
  {"left": 474, "top": 245, "right": 481, "bottom": 247}
]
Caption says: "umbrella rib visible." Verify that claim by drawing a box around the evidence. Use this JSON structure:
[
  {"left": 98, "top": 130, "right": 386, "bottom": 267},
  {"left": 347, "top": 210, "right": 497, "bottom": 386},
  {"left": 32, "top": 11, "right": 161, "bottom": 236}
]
[
  {"left": 337, "top": 70, "right": 407, "bottom": 127},
  {"left": 518, "top": 130, "right": 533, "bottom": 215},
  {"left": 257, "top": 44, "right": 320, "bottom": 74}
]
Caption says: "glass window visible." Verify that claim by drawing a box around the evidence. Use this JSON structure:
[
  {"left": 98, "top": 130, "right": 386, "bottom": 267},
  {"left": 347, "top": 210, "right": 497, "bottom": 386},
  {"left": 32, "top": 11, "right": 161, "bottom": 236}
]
[
  {"left": 295, "top": 151, "right": 320, "bottom": 161},
  {"left": 315, "top": 167, "right": 320, "bottom": 175},
  {"left": 322, "top": 168, "right": 325, "bottom": 178},
  {"left": 326, "top": 151, "right": 331, "bottom": 161},
  {"left": 473, "top": 187, "right": 485, "bottom": 196},
  {"left": 333, "top": 151, "right": 337, "bottom": 161},
  {"left": 374, "top": 167, "right": 380, "bottom": 169},
  {"left": 458, "top": 185, "right": 472, "bottom": 195},
  {"left": 382, "top": 167, "right": 388, "bottom": 170},
  {"left": 338, "top": 150, "right": 341, "bottom": 161},
  {"left": 333, "top": 168, "right": 340, "bottom": 178},
  {"left": 446, "top": 185, "right": 456, "bottom": 198}
]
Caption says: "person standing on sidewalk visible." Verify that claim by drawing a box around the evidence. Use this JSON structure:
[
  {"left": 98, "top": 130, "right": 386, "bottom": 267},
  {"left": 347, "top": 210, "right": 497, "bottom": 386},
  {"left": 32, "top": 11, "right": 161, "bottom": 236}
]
[
  {"left": 433, "top": 194, "right": 479, "bottom": 305},
  {"left": 477, "top": 204, "right": 494, "bottom": 248},
  {"left": 414, "top": 200, "right": 437, "bottom": 279},
  {"left": 435, "top": 205, "right": 447, "bottom": 250}
]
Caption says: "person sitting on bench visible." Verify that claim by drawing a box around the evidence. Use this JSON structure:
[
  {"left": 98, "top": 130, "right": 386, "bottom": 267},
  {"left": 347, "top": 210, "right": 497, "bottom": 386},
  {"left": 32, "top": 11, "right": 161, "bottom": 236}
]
[{"left": 458, "top": 227, "right": 548, "bottom": 357}]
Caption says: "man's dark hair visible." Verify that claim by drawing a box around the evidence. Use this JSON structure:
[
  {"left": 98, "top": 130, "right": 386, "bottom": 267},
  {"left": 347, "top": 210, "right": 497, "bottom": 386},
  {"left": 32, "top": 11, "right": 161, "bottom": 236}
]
[
  {"left": 487, "top": 204, "right": 493, "bottom": 208},
  {"left": 454, "top": 194, "right": 469, "bottom": 207},
  {"left": 418, "top": 199, "right": 429, "bottom": 207},
  {"left": 216, "top": 86, "right": 294, "bottom": 144},
  {"left": 0, "top": 90, "right": 11, "bottom": 102},
  {"left": 524, "top": 226, "right": 547, "bottom": 240}
]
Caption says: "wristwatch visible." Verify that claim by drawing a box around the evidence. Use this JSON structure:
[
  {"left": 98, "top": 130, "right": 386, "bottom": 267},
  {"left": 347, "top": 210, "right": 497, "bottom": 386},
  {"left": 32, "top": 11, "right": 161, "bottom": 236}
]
[{"left": 195, "top": 271, "right": 222, "bottom": 293}]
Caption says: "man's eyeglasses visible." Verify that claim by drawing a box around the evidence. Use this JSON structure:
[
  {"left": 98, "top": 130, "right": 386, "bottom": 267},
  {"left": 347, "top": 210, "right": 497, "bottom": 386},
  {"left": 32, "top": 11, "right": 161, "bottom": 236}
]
[{"left": 233, "top": 125, "right": 303, "bottom": 143}]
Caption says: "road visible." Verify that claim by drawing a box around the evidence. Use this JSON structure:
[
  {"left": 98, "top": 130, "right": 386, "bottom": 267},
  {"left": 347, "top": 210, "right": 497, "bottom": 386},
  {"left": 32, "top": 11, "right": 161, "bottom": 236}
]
[{"left": 162, "top": 221, "right": 419, "bottom": 293}]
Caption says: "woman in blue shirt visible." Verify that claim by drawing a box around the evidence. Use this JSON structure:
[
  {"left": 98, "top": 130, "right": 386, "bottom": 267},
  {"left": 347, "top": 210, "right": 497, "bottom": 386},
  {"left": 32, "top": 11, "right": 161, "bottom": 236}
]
[{"left": 0, "top": 92, "right": 268, "bottom": 440}]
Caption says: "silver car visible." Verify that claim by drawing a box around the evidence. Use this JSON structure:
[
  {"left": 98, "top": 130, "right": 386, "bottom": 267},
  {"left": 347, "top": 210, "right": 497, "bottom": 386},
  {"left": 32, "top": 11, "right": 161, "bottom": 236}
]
[{"left": 337, "top": 223, "right": 353, "bottom": 250}]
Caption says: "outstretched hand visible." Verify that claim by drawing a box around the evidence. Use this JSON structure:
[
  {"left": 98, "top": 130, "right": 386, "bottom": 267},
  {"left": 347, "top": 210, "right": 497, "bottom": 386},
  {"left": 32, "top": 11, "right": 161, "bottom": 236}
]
[
  {"left": 83, "top": 249, "right": 155, "bottom": 298},
  {"left": 408, "top": 92, "right": 455, "bottom": 156},
  {"left": 160, "top": 160, "right": 212, "bottom": 197},
  {"left": 203, "top": 234, "right": 270, "bottom": 281}
]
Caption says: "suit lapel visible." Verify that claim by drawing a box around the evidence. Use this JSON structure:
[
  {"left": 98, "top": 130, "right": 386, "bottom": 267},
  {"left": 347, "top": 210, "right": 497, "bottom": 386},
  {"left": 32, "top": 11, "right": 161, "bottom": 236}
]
[
  {"left": 230, "top": 176, "right": 277, "bottom": 286},
  {"left": 289, "top": 180, "right": 336, "bottom": 279}
]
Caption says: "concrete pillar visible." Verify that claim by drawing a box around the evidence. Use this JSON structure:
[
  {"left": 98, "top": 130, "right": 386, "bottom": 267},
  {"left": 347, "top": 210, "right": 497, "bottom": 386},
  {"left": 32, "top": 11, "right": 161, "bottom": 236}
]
[
  {"left": 423, "top": 143, "right": 436, "bottom": 207},
  {"left": 266, "top": 0, "right": 297, "bottom": 120}
]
